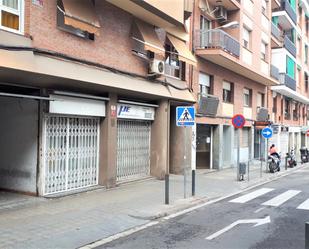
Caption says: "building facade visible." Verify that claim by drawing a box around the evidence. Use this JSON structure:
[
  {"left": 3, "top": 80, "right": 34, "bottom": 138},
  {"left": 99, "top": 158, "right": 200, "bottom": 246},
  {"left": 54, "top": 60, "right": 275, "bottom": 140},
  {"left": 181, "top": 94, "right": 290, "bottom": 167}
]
[
  {"left": 0, "top": 0, "right": 196, "bottom": 196},
  {"left": 193, "top": 0, "right": 278, "bottom": 170}
]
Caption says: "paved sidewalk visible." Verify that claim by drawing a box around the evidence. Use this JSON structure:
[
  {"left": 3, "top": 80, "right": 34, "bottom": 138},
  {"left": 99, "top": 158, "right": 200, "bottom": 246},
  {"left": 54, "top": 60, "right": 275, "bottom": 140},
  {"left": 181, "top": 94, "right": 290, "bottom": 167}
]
[{"left": 0, "top": 162, "right": 306, "bottom": 249}]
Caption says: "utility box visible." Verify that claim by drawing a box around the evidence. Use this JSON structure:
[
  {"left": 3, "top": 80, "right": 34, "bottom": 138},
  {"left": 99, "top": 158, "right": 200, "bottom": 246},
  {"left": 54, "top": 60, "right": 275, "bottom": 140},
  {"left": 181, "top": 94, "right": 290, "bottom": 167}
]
[{"left": 239, "top": 163, "right": 246, "bottom": 181}]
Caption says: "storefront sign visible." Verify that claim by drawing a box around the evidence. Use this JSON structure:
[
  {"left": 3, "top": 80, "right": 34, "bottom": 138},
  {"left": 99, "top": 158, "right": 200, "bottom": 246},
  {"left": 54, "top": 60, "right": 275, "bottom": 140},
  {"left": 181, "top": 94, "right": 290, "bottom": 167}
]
[
  {"left": 117, "top": 103, "right": 155, "bottom": 120},
  {"left": 49, "top": 95, "right": 106, "bottom": 117}
]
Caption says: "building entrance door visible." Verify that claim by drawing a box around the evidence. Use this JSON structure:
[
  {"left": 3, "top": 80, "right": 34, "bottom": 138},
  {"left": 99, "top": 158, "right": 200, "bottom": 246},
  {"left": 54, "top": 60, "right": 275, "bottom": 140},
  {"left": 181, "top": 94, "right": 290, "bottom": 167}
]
[{"left": 196, "top": 124, "right": 211, "bottom": 169}]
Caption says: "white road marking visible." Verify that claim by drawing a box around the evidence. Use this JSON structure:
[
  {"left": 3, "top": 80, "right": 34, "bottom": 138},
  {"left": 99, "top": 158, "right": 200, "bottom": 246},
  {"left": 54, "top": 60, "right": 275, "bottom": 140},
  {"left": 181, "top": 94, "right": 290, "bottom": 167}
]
[
  {"left": 229, "top": 188, "right": 274, "bottom": 204},
  {"left": 205, "top": 216, "right": 271, "bottom": 240},
  {"left": 262, "top": 190, "right": 301, "bottom": 207},
  {"left": 297, "top": 199, "right": 309, "bottom": 210},
  {"left": 254, "top": 207, "right": 266, "bottom": 213}
]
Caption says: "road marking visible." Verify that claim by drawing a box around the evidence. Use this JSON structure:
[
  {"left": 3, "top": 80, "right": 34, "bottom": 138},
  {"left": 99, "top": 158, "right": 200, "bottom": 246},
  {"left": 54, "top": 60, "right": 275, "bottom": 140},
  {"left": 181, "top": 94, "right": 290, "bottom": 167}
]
[
  {"left": 254, "top": 207, "right": 266, "bottom": 213},
  {"left": 229, "top": 188, "right": 274, "bottom": 204},
  {"left": 205, "top": 216, "right": 271, "bottom": 240},
  {"left": 297, "top": 199, "right": 309, "bottom": 210},
  {"left": 262, "top": 190, "right": 301, "bottom": 207}
]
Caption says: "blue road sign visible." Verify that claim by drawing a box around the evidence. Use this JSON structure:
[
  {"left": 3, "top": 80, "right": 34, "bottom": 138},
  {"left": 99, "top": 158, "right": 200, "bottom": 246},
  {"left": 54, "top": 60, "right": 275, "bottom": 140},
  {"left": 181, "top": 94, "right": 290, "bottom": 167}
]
[
  {"left": 176, "top": 106, "right": 195, "bottom": 127},
  {"left": 262, "top": 127, "right": 273, "bottom": 139}
]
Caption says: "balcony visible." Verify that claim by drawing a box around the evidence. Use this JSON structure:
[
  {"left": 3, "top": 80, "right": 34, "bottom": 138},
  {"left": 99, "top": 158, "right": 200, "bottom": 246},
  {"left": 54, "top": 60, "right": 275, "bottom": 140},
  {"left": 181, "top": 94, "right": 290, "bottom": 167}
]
[
  {"left": 195, "top": 29, "right": 278, "bottom": 86},
  {"left": 197, "top": 93, "right": 219, "bottom": 116},
  {"left": 195, "top": 29, "right": 240, "bottom": 57},
  {"left": 270, "top": 64, "right": 280, "bottom": 80},
  {"left": 279, "top": 73, "right": 296, "bottom": 91},
  {"left": 283, "top": 35, "right": 296, "bottom": 57},
  {"left": 271, "top": 23, "right": 283, "bottom": 48},
  {"left": 273, "top": 0, "right": 296, "bottom": 30}
]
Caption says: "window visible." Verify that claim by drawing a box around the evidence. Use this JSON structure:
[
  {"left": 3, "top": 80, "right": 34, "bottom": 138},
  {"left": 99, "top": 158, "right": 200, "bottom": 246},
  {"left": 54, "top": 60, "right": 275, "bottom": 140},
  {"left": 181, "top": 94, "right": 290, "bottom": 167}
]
[
  {"left": 298, "top": 6, "right": 302, "bottom": 28},
  {"left": 257, "top": 93, "right": 265, "bottom": 108},
  {"left": 223, "top": 81, "right": 233, "bottom": 103},
  {"left": 305, "top": 45, "right": 308, "bottom": 64},
  {"left": 305, "top": 72, "right": 309, "bottom": 92},
  {"left": 165, "top": 43, "right": 185, "bottom": 80},
  {"left": 296, "top": 67, "right": 301, "bottom": 87},
  {"left": 285, "top": 98, "right": 291, "bottom": 119},
  {"left": 261, "top": 41, "right": 267, "bottom": 60},
  {"left": 286, "top": 55, "right": 295, "bottom": 79},
  {"left": 273, "top": 96, "right": 277, "bottom": 113},
  {"left": 297, "top": 37, "right": 301, "bottom": 57},
  {"left": 262, "top": 0, "right": 267, "bottom": 15},
  {"left": 243, "top": 27, "right": 251, "bottom": 49},
  {"left": 0, "top": 0, "right": 22, "bottom": 33},
  {"left": 200, "top": 15, "right": 211, "bottom": 31},
  {"left": 243, "top": 88, "right": 251, "bottom": 107},
  {"left": 199, "top": 72, "right": 212, "bottom": 95}
]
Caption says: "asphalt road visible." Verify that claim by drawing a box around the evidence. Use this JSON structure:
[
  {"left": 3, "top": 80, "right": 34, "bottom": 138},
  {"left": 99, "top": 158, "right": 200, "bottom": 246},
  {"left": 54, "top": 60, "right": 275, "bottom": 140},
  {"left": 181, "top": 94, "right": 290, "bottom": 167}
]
[{"left": 98, "top": 167, "right": 309, "bottom": 249}]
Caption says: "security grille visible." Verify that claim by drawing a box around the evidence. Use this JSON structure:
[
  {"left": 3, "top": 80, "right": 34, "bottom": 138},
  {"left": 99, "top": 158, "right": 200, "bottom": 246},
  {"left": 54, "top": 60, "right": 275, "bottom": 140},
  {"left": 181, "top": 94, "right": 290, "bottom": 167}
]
[
  {"left": 43, "top": 116, "right": 100, "bottom": 195},
  {"left": 117, "top": 120, "right": 151, "bottom": 181}
]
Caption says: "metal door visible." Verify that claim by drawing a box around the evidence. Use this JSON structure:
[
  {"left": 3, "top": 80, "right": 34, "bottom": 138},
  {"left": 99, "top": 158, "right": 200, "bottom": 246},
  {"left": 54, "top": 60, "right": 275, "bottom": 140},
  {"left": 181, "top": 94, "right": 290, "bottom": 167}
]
[
  {"left": 117, "top": 120, "right": 151, "bottom": 181},
  {"left": 43, "top": 116, "right": 100, "bottom": 195}
]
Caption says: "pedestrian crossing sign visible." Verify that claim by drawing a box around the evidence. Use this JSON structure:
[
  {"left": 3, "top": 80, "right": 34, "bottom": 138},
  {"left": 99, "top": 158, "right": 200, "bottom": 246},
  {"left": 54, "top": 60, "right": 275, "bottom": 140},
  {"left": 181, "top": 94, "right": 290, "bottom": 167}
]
[{"left": 176, "top": 106, "right": 195, "bottom": 127}]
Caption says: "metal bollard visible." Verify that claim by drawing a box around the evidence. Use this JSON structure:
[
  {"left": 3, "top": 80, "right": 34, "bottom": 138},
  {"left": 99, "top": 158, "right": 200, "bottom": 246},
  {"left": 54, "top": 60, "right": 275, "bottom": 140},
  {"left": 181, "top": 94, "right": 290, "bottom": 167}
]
[
  {"left": 192, "top": 170, "right": 195, "bottom": 196},
  {"left": 285, "top": 156, "right": 288, "bottom": 170},
  {"left": 305, "top": 222, "right": 309, "bottom": 249},
  {"left": 165, "top": 174, "right": 169, "bottom": 205}
]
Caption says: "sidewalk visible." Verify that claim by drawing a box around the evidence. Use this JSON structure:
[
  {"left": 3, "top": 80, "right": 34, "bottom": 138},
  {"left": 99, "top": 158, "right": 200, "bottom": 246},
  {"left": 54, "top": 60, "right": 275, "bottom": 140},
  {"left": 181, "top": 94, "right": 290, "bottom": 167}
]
[{"left": 0, "top": 162, "right": 307, "bottom": 249}]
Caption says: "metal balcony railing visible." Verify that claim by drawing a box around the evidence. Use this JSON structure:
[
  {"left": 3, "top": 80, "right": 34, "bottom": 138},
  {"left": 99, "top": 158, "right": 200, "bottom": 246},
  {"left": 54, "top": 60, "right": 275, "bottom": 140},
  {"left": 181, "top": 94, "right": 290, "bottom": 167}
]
[
  {"left": 279, "top": 73, "right": 296, "bottom": 90},
  {"left": 271, "top": 22, "right": 282, "bottom": 41},
  {"left": 195, "top": 29, "right": 240, "bottom": 58},
  {"left": 271, "top": 64, "right": 280, "bottom": 80},
  {"left": 280, "top": 0, "right": 297, "bottom": 24},
  {"left": 284, "top": 35, "right": 296, "bottom": 57},
  {"left": 164, "top": 63, "right": 181, "bottom": 79}
]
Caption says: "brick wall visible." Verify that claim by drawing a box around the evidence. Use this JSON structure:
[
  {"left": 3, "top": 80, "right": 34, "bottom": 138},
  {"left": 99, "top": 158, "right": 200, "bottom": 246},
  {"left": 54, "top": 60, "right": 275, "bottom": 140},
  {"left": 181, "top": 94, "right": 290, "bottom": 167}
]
[{"left": 26, "top": 0, "right": 147, "bottom": 76}]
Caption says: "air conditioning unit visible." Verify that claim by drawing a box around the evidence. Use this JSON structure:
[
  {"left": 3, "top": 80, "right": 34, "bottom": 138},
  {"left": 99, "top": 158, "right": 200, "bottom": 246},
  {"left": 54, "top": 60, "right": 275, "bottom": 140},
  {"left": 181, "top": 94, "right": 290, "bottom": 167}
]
[
  {"left": 149, "top": 59, "right": 165, "bottom": 75},
  {"left": 215, "top": 6, "right": 227, "bottom": 22}
]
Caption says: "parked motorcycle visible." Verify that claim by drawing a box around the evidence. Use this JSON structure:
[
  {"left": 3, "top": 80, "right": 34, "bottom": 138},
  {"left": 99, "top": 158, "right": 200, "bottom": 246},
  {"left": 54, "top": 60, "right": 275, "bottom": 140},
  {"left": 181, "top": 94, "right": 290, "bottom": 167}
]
[
  {"left": 286, "top": 148, "right": 297, "bottom": 168},
  {"left": 300, "top": 147, "right": 309, "bottom": 163},
  {"left": 268, "top": 153, "right": 281, "bottom": 173}
]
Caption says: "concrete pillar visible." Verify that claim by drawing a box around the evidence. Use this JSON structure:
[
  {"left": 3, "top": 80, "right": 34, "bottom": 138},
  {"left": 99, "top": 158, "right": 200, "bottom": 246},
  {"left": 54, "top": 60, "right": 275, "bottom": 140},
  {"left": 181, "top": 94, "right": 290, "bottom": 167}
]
[
  {"left": 99, "top": 93, "right": 117, "bottom": 188},
  {"left": 150, "top": 100, "right": 170, "bottom": 179},
  {"left": 169, "top": 106, "right": 192, "bottom": 175},
  {"left": 213, "top": 124, "right": 223, "bottom": 170}
]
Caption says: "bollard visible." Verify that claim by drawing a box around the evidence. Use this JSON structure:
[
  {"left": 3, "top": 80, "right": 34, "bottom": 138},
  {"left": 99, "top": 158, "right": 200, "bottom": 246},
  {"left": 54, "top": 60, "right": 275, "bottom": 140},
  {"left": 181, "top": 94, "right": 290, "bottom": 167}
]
[
  {"left": 285, "top": 156, "right": 288, "bottom": 170},
  {"left": 305, "top": 222, "right": 309, "bottom": 249},
  {"left": 192, "top": 170, "right": 195, "bottom": 196},
  {"left": 165, "top": 174, "right": 169, "bottom": 205}
]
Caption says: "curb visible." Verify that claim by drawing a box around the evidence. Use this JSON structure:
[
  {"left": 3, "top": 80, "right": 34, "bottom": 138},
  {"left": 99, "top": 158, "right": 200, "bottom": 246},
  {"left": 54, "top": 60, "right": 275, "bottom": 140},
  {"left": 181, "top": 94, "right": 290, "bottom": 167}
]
[{"left": 79, "top": 164, "right": 308, "bottom": 249}]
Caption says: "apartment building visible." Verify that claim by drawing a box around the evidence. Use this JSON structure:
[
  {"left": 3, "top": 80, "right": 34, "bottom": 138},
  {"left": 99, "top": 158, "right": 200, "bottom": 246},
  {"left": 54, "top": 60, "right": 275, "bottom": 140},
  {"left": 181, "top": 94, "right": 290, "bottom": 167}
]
[
  {"left": 193, "top": 0, "right": 277, "bottom": 169},
  {"left": 269, "top": 0, "right": 309, "bottom": 158},
  {"left": 0, "top": 0, "right": 195, "bottom": 196}
]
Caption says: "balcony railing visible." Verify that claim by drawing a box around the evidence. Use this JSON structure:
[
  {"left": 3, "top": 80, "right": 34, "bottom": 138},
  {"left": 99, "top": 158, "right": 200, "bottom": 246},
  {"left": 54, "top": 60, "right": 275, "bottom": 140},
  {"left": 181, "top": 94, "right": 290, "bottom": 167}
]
[
  {"left": 271, "top": 22, "right": 282, "bottom": 41},
  {"left": 279, "top": 73, "right": 296, "bottom": 90},
  {"left": 195, "top": 29, "right": 240, "bottom": 58},
  {"left": 197, "top": 93, "right": 219, "bottom": 116},
  {"left": 164, "top": 63, "right": 181, "bottom": 79},
  {"left": 271, "top": 64, "right": 280, "bottom": 80},
  {"left": 280, "top": 0, "right": 297, "bottom": 24},
  {"left": 284, "top": 35, "right": 296, "bottom": 57}
]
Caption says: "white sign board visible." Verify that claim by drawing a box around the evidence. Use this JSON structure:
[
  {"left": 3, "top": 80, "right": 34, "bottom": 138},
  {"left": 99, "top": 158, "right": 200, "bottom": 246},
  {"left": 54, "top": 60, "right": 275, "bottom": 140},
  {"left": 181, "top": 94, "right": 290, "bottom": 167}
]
[
  {"left": 49, "top": 95, "right": 106, "bottom": 117},
  {"left": 117, "top": 103, "right": 155, "bottom": 120}
]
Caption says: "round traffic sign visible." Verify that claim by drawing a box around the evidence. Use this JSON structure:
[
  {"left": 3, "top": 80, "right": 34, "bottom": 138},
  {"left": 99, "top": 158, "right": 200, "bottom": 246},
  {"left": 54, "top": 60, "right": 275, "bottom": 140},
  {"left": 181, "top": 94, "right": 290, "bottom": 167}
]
[
  {"left": 262, "top": 127, "right": 273, "bottom": 139},
  {"left": 232, "top": 114, "right": 246, "bottom": 129}
]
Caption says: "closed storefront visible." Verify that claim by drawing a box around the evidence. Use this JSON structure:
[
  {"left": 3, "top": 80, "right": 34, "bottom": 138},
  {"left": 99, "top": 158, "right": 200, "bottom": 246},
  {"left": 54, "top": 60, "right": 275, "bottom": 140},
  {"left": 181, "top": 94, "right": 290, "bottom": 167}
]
[
  {"left": 116, "top": 103, "right": 155, "bottom": 182},
  {"left": 43, "top": 94, "right": 105, "bottom": 195}
]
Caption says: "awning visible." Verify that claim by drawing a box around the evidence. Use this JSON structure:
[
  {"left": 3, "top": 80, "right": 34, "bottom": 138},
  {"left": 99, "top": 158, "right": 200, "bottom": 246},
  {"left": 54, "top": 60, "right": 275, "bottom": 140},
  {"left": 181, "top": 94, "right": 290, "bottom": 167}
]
[
  {"left": 131, "top": 19, "right": 165, "bottom": 55},
  {"left": 166, "top": 34, "right": 197, "bottom": 66},
  {"left": 271, "top": 85, "right": 309, "bottom": 104},
  {"left": 61, "top": 0, "right": 100, "bottom": 34}
]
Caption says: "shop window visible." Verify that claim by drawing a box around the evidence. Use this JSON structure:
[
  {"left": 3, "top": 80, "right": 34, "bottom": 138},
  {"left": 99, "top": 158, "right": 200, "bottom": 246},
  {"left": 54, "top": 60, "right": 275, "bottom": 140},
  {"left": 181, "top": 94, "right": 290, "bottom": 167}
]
[
  {"left": 242, "top": 128, "right": 250, "bottom": 148},
  {"left": 223, "top": 81, "right": 233, "bottom": 103},
  {"left": 0, "top": 0, "right": 22, "bottom": 33}
]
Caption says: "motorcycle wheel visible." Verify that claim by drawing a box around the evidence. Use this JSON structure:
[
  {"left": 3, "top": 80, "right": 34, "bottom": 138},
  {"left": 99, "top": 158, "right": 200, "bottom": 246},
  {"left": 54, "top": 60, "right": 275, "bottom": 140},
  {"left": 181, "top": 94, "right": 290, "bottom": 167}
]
[{"left": 269, "top": 163, "right": 274, "bottom": 173}]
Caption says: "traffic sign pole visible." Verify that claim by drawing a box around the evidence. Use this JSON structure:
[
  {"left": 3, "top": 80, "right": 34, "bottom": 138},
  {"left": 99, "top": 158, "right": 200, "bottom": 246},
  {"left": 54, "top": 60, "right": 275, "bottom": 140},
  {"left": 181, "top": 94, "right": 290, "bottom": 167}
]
[{"left": 237, "top": 128, "right": 240, "bottom": 181}]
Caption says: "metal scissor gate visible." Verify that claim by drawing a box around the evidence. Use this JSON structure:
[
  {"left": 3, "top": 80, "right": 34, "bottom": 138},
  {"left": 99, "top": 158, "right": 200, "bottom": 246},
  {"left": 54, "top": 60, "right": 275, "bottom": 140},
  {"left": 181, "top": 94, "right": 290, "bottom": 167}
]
[
  {"left": 116, "top": 120, "right": 151, "bottom": 181},
  {"left": 43, "top": 116, "right": 100, "bottom": 195}
]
